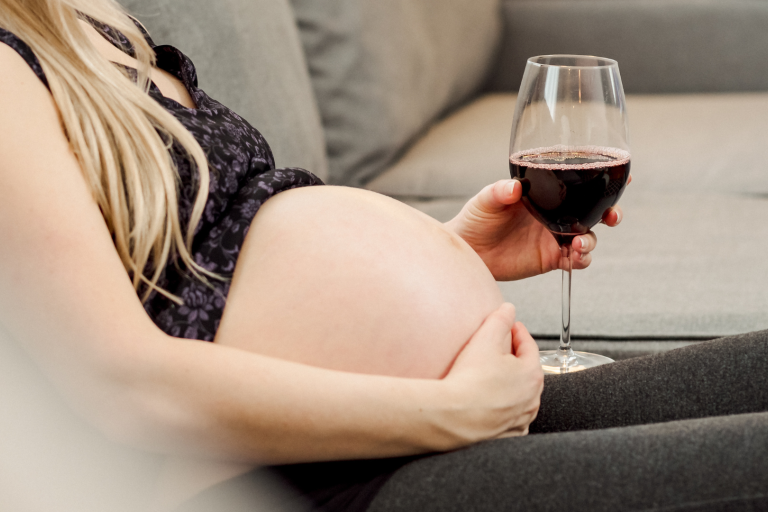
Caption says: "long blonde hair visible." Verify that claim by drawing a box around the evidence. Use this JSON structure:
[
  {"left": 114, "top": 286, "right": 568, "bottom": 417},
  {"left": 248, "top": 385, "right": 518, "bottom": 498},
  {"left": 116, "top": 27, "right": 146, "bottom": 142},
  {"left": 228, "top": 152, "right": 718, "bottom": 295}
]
[{"left": 0, "top": 0, "right": 215, "bottom": 302}]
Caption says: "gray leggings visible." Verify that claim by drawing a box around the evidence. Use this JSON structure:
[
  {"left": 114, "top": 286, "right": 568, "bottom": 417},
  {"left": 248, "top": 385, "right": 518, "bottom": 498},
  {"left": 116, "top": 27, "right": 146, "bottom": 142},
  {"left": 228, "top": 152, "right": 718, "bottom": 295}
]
[
  {"left": 178, "top": 330, "right": 768, "bottom": 512},
  {"left": 369, "top": 329, "right": 768, "bottom": 512}
]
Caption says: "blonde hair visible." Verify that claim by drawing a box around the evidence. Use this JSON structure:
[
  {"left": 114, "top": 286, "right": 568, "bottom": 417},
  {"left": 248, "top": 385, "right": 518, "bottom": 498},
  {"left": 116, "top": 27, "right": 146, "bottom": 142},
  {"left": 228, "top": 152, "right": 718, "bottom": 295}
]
[{"left": 0, "top": 0, "right": 216, "bottom": 302}]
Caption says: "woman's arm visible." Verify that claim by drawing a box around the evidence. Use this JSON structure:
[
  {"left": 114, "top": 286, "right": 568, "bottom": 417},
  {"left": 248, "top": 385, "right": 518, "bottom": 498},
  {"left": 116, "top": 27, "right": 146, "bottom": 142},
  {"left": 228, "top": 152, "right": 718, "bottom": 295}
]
[{"left": 0, "top": 45, "right": 542, "bottom": 465}]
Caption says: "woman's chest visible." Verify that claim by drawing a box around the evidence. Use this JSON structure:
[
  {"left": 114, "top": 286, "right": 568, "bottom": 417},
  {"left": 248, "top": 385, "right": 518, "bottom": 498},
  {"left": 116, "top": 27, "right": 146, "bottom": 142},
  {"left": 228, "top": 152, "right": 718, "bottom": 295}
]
[
  {"left": 160, "top": 95, "right": 276, "bottom": 230},
  {"left": 170, "top": 100, "right": 275, "bottom": 194}
]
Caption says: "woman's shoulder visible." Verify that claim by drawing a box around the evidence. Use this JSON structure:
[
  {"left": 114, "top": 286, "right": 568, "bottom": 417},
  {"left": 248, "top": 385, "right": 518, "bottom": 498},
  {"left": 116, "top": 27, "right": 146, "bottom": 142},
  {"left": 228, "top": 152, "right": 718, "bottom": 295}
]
[
  {"left": 0, "top": 28, "right": 48, "bottom": 89},
  {"left": 0, "top": 37, "right": 64, "bottom": 163}
]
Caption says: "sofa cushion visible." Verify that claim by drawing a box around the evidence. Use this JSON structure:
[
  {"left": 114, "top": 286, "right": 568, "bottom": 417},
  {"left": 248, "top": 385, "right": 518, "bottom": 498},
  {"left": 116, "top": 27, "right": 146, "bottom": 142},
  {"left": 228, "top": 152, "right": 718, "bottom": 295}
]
[
  {"left": 489, "top": 0, "right": 768, "bottom": 94},
  {"left": 500, "top": 188, "right": 768, "bottom": 338},
  {"left": 367, "top": 93, "right": 768, "bottom": 198},
  {"left": 291, "top": 0, "right": 502, "bottom": 186},
  {"left": 367, "top": 94, "right": 514, "bottom": 198},
  {"left": 120, "top": 0, "right": 329, "bottom": 180},
  {"left": 376, "top": 93, "right": 768, "bottom": 338}
]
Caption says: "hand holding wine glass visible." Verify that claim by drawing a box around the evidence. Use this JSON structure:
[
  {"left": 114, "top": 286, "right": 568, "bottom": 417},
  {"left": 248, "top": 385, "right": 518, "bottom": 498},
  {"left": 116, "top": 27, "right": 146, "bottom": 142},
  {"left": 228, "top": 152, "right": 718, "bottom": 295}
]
[
  {"left": 446, "top": 178, "right": 625, "bottom": 282},
  {"left": 509, "top": 55, "right": 631, "bottom": 374}
]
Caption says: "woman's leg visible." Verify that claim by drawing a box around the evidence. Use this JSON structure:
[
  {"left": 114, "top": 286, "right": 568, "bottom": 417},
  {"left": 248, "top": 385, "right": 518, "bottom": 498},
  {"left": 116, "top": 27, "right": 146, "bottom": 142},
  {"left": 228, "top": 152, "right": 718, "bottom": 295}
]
[
  {"left": 366, "top": 330, "right": 768, "bottom": 512},
  {"left": 178, "top": 411, "right": 768, "bottom": 512},
  {"left": 175, "top": 333, "right": 768, "bottom": 512},
  {"left": 368, "top": 411, "right": 768, "bottom": 512},
  {"left": 257, "top": 331, "right": 768, "bottom": 512},
  {"left": 531, "top": 330, "right": 768, "bottom": 433}
]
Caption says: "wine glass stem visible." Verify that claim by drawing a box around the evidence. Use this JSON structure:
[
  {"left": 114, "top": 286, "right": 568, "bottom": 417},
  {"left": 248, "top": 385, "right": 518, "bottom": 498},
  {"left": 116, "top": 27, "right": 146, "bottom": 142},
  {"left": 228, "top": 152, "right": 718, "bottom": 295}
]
[{"left": 559, "top": 244, "right": 573, "bottom": 357}]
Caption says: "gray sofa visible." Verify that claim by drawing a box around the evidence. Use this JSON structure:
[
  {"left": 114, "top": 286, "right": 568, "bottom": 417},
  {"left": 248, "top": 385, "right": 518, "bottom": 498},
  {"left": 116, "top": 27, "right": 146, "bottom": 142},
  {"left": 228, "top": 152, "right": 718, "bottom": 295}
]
[
  {"left": 125, "top": 0, "right": 768, "bottom": 359},
  {"left": 4, "top": 1, "right": 768, "bottom": 510}
]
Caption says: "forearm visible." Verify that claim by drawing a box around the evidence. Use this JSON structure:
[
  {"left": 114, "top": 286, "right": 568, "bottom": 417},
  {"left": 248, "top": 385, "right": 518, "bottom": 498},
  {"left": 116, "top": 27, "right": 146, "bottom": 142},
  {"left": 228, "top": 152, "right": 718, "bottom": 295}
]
[{"left": 106, "top": 335, "right": 464, "bottom": 465}]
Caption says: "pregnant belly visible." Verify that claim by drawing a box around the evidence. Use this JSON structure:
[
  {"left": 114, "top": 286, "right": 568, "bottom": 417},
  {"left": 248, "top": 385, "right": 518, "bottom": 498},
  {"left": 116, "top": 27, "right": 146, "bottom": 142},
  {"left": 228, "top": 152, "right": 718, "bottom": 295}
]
[{"left": 214, "top": 186, "right": 503, "bottom": 379}]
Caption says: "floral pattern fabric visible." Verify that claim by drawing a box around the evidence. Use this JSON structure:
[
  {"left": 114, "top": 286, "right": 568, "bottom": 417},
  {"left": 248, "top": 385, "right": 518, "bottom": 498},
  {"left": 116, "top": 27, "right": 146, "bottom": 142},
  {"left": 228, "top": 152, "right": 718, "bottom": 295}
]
[{"left": 0, "top": 22, "right": 323, "bottom": 341}]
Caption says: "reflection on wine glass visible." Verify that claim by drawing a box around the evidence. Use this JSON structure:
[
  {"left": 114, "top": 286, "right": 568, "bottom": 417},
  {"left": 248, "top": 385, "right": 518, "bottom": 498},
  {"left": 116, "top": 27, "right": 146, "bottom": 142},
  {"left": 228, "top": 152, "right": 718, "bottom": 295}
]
[
  {"left": 525, "top": 168, "right": 567, "bottom": 210},
  {"left": 509, "top": 56, "right": 631, "bottom": 374}
]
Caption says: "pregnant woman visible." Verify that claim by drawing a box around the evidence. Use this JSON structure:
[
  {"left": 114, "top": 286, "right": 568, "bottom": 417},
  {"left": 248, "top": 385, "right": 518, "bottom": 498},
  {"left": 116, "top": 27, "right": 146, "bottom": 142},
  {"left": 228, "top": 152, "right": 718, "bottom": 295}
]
[{"left": 2, "top": 1, "right": 768, "bottom": 511}]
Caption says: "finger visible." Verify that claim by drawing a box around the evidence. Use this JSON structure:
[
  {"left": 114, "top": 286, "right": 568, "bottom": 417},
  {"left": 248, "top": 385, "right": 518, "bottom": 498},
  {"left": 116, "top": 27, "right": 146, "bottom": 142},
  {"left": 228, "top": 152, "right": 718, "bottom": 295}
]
[
  {"left": 496, "top": 179, "right": 523, "bottom": 205},
  {"left": 495, "top": 428, "right": 528, "bottom": 439},
  {"left": 491, "top": 179, "right": 522, "bottom": 206},
  {"left": 464, "top": 303, "right": 517, "bottom": 356},
  {"left": 476, "top": 180, "right": 522, "bottom": 213},
  {"left": 601, "top": 206, "right": 623, "bottom": 227},
  {"left": 572, "top": 251, "right": 593, "bottom": 270},
  {"left": 574, "top": 232, "right": 597, "bottom": 254},
  {"left": 628, "top": 174, "right": 633, "bottom": 185},
  {"left": 511, "top": 321, "right": 539, "bottom": 364}
]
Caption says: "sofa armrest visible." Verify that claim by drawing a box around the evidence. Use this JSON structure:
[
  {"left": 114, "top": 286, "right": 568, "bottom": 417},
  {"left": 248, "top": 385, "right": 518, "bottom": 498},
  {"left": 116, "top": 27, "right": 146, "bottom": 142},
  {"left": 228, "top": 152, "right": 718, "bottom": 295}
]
[{"left": 487, "top": 0, "right": 768, "bottom": 94}]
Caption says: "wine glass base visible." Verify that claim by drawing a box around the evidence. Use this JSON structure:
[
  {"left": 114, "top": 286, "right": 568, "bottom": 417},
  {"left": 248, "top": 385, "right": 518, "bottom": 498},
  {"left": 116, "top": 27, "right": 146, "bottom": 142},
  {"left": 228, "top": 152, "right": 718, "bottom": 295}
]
[{"left": 540, "top": 350, "right": 615, "bottom": 375}]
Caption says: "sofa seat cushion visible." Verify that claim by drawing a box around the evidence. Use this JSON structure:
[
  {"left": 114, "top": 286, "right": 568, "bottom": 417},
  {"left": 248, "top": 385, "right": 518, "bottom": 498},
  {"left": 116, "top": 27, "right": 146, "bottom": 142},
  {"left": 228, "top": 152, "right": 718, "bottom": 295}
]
[
  {"left": 121, "top": 0, "right": 329, "bottom": 180},
  {"left": 370, "top": 93, "right": 768, "bottom": 338},
  {"left": 291, "top": 0, "right": 502, "bottom": 186}
]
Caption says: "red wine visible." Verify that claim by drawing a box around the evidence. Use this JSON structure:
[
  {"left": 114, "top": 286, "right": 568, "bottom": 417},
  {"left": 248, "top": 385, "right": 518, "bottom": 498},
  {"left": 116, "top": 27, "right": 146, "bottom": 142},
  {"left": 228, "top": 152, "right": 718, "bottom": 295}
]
[{"left": 509, "top": 146, "right": 630, "bottom": 246}]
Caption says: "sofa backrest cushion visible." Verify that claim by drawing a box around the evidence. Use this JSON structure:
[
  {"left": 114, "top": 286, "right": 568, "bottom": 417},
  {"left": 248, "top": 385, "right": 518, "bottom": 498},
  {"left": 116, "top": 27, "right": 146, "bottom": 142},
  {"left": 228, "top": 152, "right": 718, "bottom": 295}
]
[
  {"left": 489, "top": 0, "right": 768, "bottom": 94},
  {"left": 291, "top": 0, "right": 502, "bottom": 186},
  {"left": 120, "top": 0, "right": 329, "bottom": 180}
]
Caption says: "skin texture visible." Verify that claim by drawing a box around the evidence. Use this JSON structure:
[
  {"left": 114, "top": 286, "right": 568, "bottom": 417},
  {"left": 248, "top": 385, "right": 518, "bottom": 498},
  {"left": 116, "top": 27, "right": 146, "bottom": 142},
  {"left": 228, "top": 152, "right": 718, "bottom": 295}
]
[
  {"left": 0, "top": 19, "right": 626, "bottom": 509},
  {"left": 216, "top": 186, "right": 504, "bottom": 379}
]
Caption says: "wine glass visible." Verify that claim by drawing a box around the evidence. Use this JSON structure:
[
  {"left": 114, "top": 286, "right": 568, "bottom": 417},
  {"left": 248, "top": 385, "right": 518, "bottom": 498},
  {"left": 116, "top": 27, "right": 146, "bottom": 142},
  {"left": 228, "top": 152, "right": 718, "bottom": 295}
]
[{"left": 509, "top": 55, "right": 630, "bottom": 374}]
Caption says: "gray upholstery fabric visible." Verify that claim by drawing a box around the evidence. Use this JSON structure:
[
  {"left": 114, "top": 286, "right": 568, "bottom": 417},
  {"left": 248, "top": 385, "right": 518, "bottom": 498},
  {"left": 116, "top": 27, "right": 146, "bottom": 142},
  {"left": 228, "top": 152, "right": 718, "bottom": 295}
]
[
  {"left": 405, "top": 189, "right": 768, "bottom": 338},
  {"left": 367, "top": 92, "right": 768, "bottom": 197},
  {"left": 489, "top": 0, "right": 768, "bottom": 94},
  {"left": 291, "top": 0, "right": 502, "bottom": 186},
  {"left": 120, "top": 0, "right": 329, "bottom": 180},
  {"left": 370, "top": 93, "right": 768, "bottom": 338},
  {"left": 501, "top": 188, "right": 768, "bottom": 338},
  {"left": 366, "top": 94, "right": 513, "bottom": 197}
]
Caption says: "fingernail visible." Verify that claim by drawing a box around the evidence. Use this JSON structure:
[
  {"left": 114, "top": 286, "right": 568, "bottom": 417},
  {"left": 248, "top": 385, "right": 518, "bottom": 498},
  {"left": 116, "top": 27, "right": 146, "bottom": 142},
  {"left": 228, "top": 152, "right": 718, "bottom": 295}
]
[
  {"left": 578, "top": 236, "right": 588, "bottom": 250},
  {"left": 615, "top": 209, "right": 622, "bottom": 224},
  {"left": 507, "top": 181, "right": 517, "bottom": 195}
]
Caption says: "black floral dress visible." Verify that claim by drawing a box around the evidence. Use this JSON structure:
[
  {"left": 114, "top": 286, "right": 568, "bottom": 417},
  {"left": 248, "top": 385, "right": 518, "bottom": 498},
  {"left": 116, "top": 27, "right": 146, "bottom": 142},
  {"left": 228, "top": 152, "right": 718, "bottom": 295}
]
[{"left": 0, "top": 22, "right": 323, "bottom": 342}]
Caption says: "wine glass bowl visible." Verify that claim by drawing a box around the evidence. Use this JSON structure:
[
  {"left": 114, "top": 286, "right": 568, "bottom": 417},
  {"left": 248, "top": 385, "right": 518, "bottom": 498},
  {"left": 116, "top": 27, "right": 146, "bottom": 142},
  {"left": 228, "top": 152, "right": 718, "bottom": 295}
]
[
  {"left": 510, "top": 145, "right": 630, "bottom": 245},
  {"left": 509, "top": 55, "right": 630, "bottom": 374}
]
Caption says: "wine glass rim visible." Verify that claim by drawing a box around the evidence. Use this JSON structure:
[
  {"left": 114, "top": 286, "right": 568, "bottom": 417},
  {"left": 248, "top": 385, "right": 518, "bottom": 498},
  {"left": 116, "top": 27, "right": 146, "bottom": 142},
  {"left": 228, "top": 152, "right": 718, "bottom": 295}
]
[{"left": 527, "top": 54, "right": 619, "bottom": 69}]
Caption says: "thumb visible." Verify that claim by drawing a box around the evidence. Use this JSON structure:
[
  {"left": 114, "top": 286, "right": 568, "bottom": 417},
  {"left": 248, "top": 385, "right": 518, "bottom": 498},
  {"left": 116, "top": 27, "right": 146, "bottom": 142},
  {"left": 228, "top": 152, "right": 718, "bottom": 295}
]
[
  {"left": 460, "top": 303, "right": 517, "bottom": 358},
  {"left": 476, "top": 180, "right": 522, "bottom": 213}
]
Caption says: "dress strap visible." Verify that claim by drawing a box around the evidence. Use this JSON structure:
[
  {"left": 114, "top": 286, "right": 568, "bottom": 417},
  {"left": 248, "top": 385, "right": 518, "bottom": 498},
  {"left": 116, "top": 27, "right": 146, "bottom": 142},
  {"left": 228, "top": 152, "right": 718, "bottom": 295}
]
[
  {"left": 0, "top": 28, "right": 49, "bottom": 89},
  {"left": 82, "top": 14, "right": 157, "bottom": 57}
]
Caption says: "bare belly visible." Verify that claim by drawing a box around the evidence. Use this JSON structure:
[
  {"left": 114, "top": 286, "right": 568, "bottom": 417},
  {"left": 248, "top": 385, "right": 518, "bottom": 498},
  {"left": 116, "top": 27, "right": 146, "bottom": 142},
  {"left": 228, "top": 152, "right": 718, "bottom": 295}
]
[{"left": 214, "top": 186, "right": 503, "bottom": 379}]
